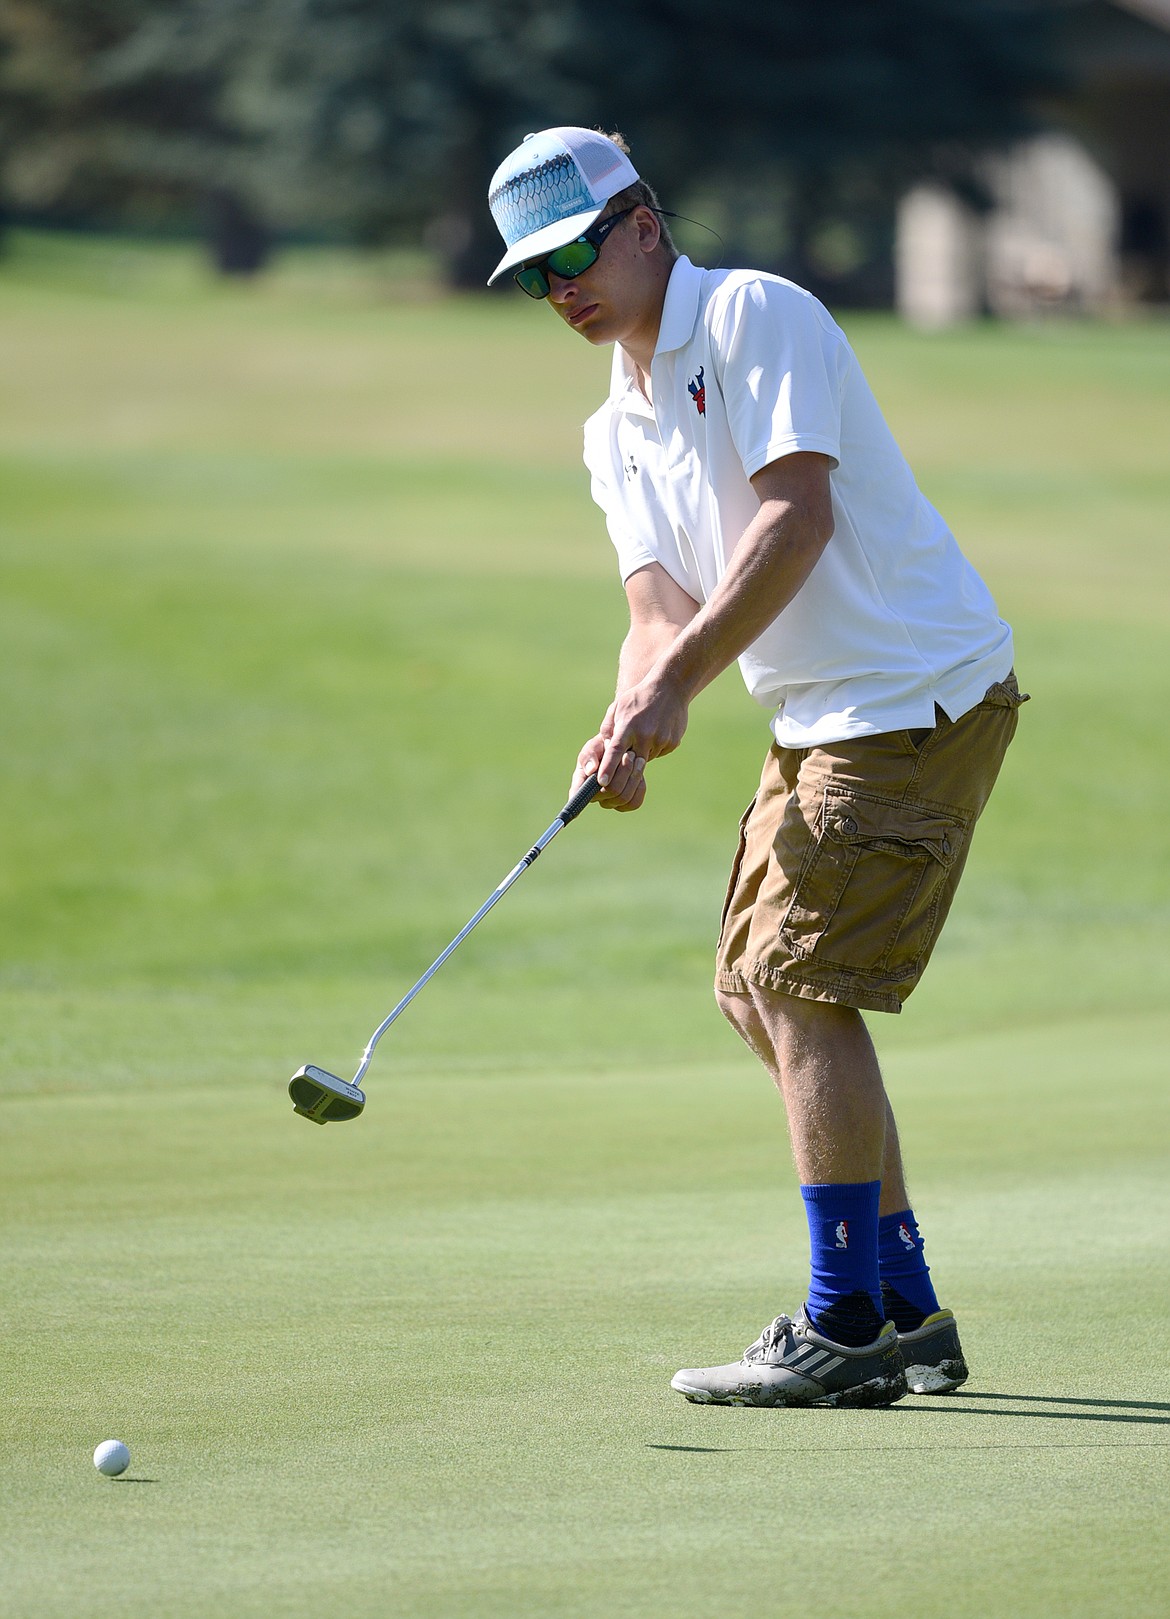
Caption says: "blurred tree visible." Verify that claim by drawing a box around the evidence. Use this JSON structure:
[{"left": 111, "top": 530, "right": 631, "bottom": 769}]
[
  {"left": 566, "top": 0, "right": 1065, "bottom": 302},
  {"left": 224, "top": 0, "right": 1063, "bottom": 292},
  {"left": 0, "top": 0, "right": 271, "bottom": 268},
  {"left": 163, "top": 0, "right": 586, "bottom": 282},
  {"left": 0, "top": 0, "right": 584, "bottom": 276},
  {"left": 0, "top": 0, "right": 1066, "bottom": 293},
  {"left": 0, "top": 1, "right": 142, "bottom": 235}
]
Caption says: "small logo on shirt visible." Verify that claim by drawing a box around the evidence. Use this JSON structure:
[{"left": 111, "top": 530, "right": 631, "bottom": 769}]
[
  {"left": 898, "top": 1222, "right": 916, "bottom": 1251},
  {"left": 834, "top": 1220, "right": 849, "bottom": 1250},
  {"left": 623, "top": 451, "right": 638, "bottom": 481},
  {"left": 687, "top": 366, "right": 706, "bottom": 416}
]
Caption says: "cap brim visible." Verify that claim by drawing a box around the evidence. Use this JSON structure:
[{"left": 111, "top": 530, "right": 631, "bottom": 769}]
[{"left": 487, "top": 204, "right": 605, "bottom": 286}]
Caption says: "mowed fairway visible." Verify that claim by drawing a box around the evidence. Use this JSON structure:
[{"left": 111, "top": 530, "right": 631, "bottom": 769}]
[{"left": 2, "top": 233, "right": 1168, "bottom": 1618}]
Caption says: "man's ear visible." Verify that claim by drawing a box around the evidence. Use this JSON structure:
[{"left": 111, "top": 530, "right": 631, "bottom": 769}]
[{"left": 634, "top": 206, "right": 662, "bottom": 254}]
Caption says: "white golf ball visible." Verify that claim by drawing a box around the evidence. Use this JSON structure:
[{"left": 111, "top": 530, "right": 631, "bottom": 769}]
[{"left": 93, "top": 1439, "right": 131, "bottom": 1477}]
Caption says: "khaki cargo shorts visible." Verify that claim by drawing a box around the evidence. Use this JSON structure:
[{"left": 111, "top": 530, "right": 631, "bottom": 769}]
[{"left": 715, "top": 673, "right": 1028, "bottom": 1014}]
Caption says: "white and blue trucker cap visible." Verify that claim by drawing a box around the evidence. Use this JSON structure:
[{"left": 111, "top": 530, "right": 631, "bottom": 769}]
[{"left": 487, "top": 127, "right": 639, "bottom": 285}]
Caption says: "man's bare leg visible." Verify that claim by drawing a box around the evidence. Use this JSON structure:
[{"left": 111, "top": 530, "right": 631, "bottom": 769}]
[
  {"left": 880, "top": 1097, "right": 910, "bottom": 1217},
  {"left": 713, "top": 982, "right": 964, "bottom": 1377},
  {"left": 716, "top": 983, "right": 909, "bottom": 1206},
  {"left": 669, "top": 983, "right": 910, "bottom": 1402}
]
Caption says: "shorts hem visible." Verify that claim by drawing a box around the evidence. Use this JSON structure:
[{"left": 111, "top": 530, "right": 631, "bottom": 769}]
[{"left": 714, "top": 963, "right": 903, "bottom": 1015}]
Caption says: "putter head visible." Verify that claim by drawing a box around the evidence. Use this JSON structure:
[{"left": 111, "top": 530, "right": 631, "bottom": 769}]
[{"left": 289, "top": 1064, "right": 366, "bottom": 1125}]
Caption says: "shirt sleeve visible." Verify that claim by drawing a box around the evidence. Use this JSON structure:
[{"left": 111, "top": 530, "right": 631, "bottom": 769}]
[
  {"left": 591, "top": 474, "right": 657, "bottom": 581},
  {"left": 583, "top": 412, "right": 657, "bottom": 583},
  {"left": 709, "top": 277, "right": 844, "bottom": 480}
]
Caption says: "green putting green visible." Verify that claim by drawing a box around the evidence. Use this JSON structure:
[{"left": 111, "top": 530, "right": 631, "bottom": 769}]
[{"left": 1, "top": 232, "right": 1168, "bottom": 1617}]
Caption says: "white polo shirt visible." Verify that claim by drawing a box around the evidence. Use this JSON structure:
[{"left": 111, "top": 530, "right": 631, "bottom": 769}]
[{"left": 583, "top": 256, "right": 1014, "bottom": 747}]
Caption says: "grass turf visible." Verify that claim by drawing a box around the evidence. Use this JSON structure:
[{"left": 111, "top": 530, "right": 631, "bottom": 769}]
[{"left": 1, "top": 230, "right": 1168, "bottom": 1616}]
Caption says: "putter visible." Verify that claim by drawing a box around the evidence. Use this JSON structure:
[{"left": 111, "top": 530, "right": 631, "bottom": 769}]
[{"left": 288, "top": 772, "right": 602, "bottom": 1124}]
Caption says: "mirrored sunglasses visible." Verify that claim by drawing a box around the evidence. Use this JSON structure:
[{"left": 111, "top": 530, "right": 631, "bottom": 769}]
[{"left": 513, "top": 206, "right": 638, "bottom": 299}]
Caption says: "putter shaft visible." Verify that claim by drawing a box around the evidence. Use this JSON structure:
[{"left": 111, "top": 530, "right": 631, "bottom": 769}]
[{"left": 350, "top": 772, "right": 601, "bottom": 1085}]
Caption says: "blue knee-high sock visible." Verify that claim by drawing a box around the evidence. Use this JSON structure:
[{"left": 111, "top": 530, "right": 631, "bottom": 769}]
[
  {"left": 800, "top": 1181, "right": 884, "bottom": 1347},
  {"left": 878, "top": 1209, "right": 941, "bottom": 1332}
]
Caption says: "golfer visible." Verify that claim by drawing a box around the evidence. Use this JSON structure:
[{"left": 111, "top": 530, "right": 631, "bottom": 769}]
[{"left": 487, "top": 127, "right": 1026, "bottom": 1407}]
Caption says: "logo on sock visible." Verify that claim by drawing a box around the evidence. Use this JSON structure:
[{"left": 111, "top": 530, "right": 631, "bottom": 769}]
[
  {"left": 898, "top": 1222, "right": 916, "bottom": 1251},
  {"left": 834, "top": 1220, "right": 849, "bottom": 1249}
]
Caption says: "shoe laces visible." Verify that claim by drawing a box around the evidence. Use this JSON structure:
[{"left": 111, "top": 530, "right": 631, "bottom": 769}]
[{"left": 743, "top": 1313, "right": 797, "bottom": 1364}]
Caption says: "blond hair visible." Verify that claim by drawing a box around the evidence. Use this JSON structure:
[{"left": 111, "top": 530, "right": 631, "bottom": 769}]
[{"left": 598, "top": 130, "right": 677, "bottom": 260}]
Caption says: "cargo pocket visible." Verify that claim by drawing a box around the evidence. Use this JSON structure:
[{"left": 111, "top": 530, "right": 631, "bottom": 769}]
[{"left": 779, "top": 788, "right": 967, "bottom": 980}]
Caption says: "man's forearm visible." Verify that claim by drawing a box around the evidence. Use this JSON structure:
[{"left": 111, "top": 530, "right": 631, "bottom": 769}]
[
  {"left": 594, "top": 456, "right": 832, "bottom": 795},
  {"left": 616, "top": 620, "right": 681, "bottom": 697},
  {"left": 655, "top": 500, "right": 830, "bottom": 702}
]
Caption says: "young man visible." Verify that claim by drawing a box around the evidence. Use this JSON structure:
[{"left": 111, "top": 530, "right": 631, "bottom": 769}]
[{"left": 487, "top": 127, "right": 1026, "bottom": 1408}]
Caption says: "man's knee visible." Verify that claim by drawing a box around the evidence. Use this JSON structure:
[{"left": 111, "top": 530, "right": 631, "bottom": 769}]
[
  {"left": 746, "top": 981, "right": 865, "bottom": 1040},
  {"left": 715, "top": 984, "right": 759, "bottom": 1038},
  {"left": 717, "top": 979, "right": 836, "bottom": 1036}
]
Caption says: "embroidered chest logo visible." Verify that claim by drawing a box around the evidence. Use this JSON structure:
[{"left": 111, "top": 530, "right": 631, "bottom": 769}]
[
  {"left": 623, "top": 451, "right": 638, "bottom": 482},
  {"left": 687, "top": 366, "right": 706, "bottom": 416}
]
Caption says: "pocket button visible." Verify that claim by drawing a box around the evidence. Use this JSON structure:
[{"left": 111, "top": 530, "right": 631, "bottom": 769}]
[{"left": 840, "top": 814, "right": 858, "bottom": 836}]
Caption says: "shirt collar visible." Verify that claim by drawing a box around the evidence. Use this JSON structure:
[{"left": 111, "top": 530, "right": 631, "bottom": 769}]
[
  {"left": 608, "top": 255, "right": 704, "bottom": 406},
  {"left": 654, "top": 255, "right": 705, "bottom": 356}
]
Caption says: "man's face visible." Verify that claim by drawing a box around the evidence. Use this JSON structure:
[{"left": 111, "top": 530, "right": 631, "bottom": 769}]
[{"left": 545, "top": 207, "right": 665, "bottom": 350}]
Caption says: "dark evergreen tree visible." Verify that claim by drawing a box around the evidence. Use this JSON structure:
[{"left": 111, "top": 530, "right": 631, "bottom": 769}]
[{"left": 0, "top": 0, "right": 1068, "bottom": 292}]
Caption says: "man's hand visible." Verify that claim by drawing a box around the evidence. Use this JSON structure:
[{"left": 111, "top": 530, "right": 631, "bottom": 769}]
[
  {"left": 569, "top": 455, "right": 833, "bottom": 818},
  {"left": 572, "top": 710, "right": 648, "bottom": 812},
  {"left": 571, "top": 668, "right": 691, "bottom": 812},
  {"left": 570, "top": 564, "right": 700, "bottom": 813},
  {"left": 599, "top": 668, "right": 690, "bottom": 785}
]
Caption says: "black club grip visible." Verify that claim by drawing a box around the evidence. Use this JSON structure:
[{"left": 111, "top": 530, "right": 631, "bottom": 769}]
[{"left": 558, "top": 772, "right": 603, "bottom": 825}]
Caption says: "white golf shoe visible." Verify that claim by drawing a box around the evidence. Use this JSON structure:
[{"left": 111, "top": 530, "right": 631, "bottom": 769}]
[{"left": 671, "top": 1305, "right": 908, "bottom": 1408}]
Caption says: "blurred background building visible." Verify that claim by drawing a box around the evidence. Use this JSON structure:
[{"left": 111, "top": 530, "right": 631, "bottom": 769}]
[
  {"left": 897, "top": 0, "right": 1170, "bottom": 323},
  {"left": 0, "top": 0, "right": 1167, "bottom": 318}
]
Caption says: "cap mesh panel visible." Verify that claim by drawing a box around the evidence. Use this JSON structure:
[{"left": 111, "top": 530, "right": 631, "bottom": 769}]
[{"left": 570, "top": 132, "right": 626, "bottom": 187}]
